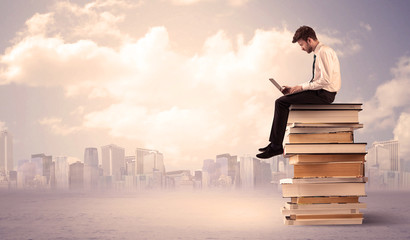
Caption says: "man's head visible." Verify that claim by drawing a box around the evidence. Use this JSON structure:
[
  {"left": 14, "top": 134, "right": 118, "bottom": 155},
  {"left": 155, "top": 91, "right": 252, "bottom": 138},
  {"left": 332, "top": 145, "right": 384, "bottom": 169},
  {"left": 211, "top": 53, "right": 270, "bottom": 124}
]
[{"left": 292, "top": 26, "right": 319, "bottom": 54}]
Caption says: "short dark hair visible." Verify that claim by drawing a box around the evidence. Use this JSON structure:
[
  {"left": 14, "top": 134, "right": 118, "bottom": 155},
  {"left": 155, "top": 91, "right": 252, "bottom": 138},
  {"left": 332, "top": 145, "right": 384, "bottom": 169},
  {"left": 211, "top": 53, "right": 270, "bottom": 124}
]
[{"left": 292, "top": 26, "right": 317, "bottom": 43}]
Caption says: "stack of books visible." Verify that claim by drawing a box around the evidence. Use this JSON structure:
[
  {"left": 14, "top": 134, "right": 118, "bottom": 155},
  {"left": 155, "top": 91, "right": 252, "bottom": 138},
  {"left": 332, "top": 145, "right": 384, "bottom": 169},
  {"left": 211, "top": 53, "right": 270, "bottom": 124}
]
[{"left": 280, "top": 103, "right": 367, "bottom": 225}]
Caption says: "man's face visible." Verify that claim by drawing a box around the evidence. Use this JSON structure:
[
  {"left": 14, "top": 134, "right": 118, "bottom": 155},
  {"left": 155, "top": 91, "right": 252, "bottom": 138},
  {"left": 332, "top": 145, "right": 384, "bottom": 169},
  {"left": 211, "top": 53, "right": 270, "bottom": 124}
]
[{"left": 297, "top": 39, "right": 313, "bottom": 54}]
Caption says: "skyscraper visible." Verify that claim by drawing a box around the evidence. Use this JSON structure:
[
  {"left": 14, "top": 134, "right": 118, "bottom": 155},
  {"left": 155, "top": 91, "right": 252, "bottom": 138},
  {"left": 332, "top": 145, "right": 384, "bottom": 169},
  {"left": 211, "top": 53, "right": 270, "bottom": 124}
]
[
  {"left": 367, "top": 140, "right": 400, "bottom": 190},
  {"left": 84, "top": 148, "right": 99, "bottom": 190},
  {"left": 31, "top": 153, "right": 52, "bottom": 186},
  {"left": 368, "top": 140, "right": 400, "bottom": 171},
  {"left": 0, "top": 130, "right": 13, "bottom": 174},
  {"left": 69, "top": 161, "right": 84, "bottom": 190},
  {"left": 54, "top": 156, "right": 69, "bottom": 189},
  {"left": 136, "top": 148, "right": 165, "bottom": 175},
  {"left": 240, "top": 155, "right": 256, "bottom": 189},
  {"left": 216, "top": 153, "right": 238, "bottom": 186},
  {"left": 101, "top": 144, "right": 125, "bottom": 181}
]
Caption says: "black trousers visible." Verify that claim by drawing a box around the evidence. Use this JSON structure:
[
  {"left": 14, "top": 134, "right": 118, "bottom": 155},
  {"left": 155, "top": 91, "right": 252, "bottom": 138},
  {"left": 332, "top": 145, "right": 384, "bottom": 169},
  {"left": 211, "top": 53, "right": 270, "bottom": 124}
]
[{"left": 269, "top": 89, "right": 337, "bottom": 145}]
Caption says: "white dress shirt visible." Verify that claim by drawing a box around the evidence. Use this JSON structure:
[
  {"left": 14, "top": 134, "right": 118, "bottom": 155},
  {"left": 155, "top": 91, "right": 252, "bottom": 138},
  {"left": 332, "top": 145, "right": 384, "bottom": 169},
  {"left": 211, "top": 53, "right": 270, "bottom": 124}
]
[{"left": 301, "top": 42, "right": 341, "bottom": 92}]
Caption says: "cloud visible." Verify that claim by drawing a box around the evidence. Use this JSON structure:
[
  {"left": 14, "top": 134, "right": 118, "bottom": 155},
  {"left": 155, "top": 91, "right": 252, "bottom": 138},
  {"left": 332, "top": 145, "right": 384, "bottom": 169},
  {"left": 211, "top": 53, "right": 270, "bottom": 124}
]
[
  {"left": 38, "top": 118, "right": 81, "bottom": 136},
  {"left": 362, "top": 56, "right": 410, "bottom": 132},
  {"left": 0, "top": 0, "right": 353, "bottom": 168},
  {"left": 394, "top": 112, "right": 410, "bottom": 158},
  {"left": 360, "top": 22, "right": 372, "bottom": 32}
]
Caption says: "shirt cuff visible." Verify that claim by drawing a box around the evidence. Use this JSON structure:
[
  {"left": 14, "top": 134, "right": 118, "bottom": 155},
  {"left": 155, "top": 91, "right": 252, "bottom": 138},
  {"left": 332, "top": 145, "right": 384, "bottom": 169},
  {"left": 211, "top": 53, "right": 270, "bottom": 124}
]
[{"left": 301, "top": 82, "right": 310, "bottom": 91}]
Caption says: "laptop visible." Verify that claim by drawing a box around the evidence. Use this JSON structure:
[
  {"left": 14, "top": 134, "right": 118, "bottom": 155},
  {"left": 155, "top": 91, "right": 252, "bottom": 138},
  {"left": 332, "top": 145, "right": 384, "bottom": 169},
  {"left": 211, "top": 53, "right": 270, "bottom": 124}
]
[{"left": 269, "top": 78, "right": 285, "bottom": 95}]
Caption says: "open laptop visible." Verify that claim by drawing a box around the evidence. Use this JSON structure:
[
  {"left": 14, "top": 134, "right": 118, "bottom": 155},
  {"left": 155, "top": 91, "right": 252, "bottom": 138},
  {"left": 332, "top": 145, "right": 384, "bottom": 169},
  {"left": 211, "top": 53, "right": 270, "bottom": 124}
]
[{"left": 269, "top": 78, "right": 285, "bottom": 95}]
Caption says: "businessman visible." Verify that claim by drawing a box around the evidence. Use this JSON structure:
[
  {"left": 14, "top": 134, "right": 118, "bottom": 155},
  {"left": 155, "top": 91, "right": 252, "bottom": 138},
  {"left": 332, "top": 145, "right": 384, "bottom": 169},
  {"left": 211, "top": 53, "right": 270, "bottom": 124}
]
[{"left": 256, "top": 26, "right": 341, "bottom": 159}]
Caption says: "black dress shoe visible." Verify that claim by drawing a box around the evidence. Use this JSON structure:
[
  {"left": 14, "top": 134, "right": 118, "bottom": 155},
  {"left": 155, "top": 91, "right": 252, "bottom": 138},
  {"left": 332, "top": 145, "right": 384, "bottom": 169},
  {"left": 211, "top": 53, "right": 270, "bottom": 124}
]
[
  {"left": 256, "top": 145, "right": 284, "bottom": 159},
  {"left": 258, "top": 143, "right": 271, "bottom": 152}
]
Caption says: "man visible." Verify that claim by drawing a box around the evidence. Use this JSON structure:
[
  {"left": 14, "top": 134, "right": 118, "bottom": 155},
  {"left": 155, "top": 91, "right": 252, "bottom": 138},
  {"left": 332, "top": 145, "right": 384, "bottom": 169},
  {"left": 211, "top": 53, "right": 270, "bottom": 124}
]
[{"left": 256, "top": 25, "right": 341, "bottom": 159}]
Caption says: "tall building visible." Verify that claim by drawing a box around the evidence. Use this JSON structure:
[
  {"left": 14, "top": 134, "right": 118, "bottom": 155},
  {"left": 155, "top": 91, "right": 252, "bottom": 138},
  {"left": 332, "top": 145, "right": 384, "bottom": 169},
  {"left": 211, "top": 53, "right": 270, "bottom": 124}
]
[
  {"left": 136, "top": 148, "right": 165, "bottom": 174},
  {"left": 240, "top": 155, "right": 257, "bottom": 189},
  {"left": 54, "top": 156, "right": 69, "bottom": 190},
  {"left": 31, "top": 153, "right": 52, "bottom": 185},
  {"left": 202, "top": 159, "right": 218, "bottom": 187},
  {"left": 366, "top": 140, "right": 400, "bottom": 190},
  {"left": 240, "top": 155, "right": 272, "bottom": 189},
  {"left": 216, "top": 153, "right": 238, "bottom": 186},
  {"left": 69, "top": 161, "right": 84, "bottom": 190},
  {"left": 368, "top": 140, "right": 400, "bottom": 171},
  {"left": 101, "top": 144, "right": 125, "bottom": 181},
  {"left": 0, "top": 130, "right": 13, "bottom": 174},
  {"left": 84, "top": 148, "right": 99, "bottom": 190}
]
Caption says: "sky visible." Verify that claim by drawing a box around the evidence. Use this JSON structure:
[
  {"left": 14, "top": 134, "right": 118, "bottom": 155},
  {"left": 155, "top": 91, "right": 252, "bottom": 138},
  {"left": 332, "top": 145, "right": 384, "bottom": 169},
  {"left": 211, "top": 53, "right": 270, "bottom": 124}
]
[{"left": 0, "top": 0, "right": 410, "bottom": 171}]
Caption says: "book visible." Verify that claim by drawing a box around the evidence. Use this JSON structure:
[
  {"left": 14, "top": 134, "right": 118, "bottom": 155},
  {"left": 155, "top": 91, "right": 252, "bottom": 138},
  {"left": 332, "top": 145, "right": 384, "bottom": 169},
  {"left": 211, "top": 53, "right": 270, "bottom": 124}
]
[
  {"left": 293, "top": 162, "right": 364, "bottom": 178},
  {"left": 289, "top": 213, "right": 363, "bottom": 220},
  {"left": 285, "top": 131, "right": 353, "bottom": 144},
  {"left": 282, "top": 207, "right": 361, "bottom": 216},
  {"left": 288, "top": 154, "right": 366, "bottom": 164},
  {"left": 284, "top": 216, "right": 363, "bottom": 225},
  {"left": 281, "top": 182, "right": 366, "bottom": 197},
  {"left": 288, "top": 110, "right": 360, "bottom": 124},
  {"left": 290, "top": 196, "right": 360, "bottom": 204},
  {"left": 289, "top": 103, "right": 362, "bottom": 110},
  {"left": 284, "top": 143, "right": 367, "bottom": 156},
  {"left": 286, "top": 123, "right": 363, "bottom": 134},
  {"left": 281, "top": 177, "right": 368, "bottom": 184},
  {"left": 284, "top": 202, "right": 366, "bottom": 210}
]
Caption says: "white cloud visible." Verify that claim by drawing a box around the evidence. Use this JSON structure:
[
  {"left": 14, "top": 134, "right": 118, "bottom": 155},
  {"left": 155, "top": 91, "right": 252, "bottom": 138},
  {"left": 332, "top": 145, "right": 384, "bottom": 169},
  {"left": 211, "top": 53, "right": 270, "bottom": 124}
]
[
  {"left": 38, "top": 118, "right": 81, "bottom": 136},
  {"left": 0, "top": 0, "right": 352, "bottom": 168},
  {"left": 360, "top": 22, "right": 372, "bottom": 32},
  {"left": 394, "top": 112, "right": 410, "bottom": 157},
  {"left": 362, "top": 56, "right": 410, "bottom": 132}
]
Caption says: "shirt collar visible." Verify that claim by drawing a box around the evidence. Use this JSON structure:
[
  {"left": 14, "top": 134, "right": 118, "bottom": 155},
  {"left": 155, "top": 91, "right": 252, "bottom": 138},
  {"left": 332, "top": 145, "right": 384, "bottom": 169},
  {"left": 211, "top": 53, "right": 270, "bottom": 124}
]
[{"left": 313, "top": 42, "right": 323, "bottom": 55}]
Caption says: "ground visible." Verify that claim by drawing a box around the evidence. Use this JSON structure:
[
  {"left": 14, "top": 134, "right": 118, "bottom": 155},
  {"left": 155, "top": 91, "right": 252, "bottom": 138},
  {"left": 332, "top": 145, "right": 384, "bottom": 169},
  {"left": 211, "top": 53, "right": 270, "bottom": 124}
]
[{"left": 0, "top": 189, "right": 409, "bottom": 240}]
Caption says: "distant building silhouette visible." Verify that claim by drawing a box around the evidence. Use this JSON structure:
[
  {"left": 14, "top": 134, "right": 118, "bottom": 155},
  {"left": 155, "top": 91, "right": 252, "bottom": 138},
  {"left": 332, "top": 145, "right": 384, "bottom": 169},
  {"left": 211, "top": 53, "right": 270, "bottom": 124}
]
[
  {"left": 0, "top": 130, "right": 13, "bottom": 174},
  {"left": 367, "top": 140, "right": 401, "bottom": 190},
  {"left": 101, "top": 144, "right": 125, "bottom": 181},
  {"left": 69, "top": 161, "right": 84, "bottom": 190},
  {"left": 54, "top": 156, "right": 69, "bottom": 190},
  {"left": 84, "top": 148, "right": 99, "bottom": 190}
]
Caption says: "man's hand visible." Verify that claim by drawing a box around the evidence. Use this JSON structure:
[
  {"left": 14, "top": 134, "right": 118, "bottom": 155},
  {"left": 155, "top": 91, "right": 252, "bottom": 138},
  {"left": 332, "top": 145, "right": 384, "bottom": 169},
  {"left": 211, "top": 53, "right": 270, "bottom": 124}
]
[
  {"left": 281, "top": 86, "right": 291, "bottom": 94},
  {"left": 289, "top": 85, "right": 303, "bottom": 94}
]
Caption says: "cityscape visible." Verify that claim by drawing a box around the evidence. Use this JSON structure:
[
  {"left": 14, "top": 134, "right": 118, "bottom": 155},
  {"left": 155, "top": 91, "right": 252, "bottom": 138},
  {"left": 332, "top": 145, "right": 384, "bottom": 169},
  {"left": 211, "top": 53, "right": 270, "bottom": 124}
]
[{"left": 1, "top": 129, "right": 409, "bottom": 192}]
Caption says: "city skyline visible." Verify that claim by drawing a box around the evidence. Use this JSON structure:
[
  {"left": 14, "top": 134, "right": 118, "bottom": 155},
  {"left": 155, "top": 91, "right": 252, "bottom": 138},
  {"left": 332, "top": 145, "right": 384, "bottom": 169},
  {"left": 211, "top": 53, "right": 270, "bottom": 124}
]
[{"left": 1, "top": 0, "right": 410, "bottom": 171}]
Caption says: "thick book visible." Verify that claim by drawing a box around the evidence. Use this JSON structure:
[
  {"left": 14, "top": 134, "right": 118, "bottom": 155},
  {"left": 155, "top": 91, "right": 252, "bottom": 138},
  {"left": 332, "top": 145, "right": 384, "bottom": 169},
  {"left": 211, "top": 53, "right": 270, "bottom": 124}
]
[
  {"left": 289, "top": 213, "right": 363, "bottom": 220},
  {"left": 289, "top": 103, "right": 362, "bottom": 111},
  {"left": 284, "top": 143, "right": 367, "bottom": 156},
  {"left": 284, "top": 202, "right": 366, "bottom": 210},
  {"left": 286, "top": 123, "right": 363, "bottom": 134},
  {"left": 284, "top": 216, "right": 363, "bottom": 225},
  {"left": 281, "top": 177, "right": 368, "bottom": 184},
  {"left": 288, "top": 154, "right": 366, "bottom": 164},
  {"left": 288, "top": 110, "right": 360, "bottom": 124},
  {"left": 290, "top": 196, "right": 360, "bottom": 204},
  {"left": 285, "top": 131, "right": 353, "bottom": 144},
  {"left": 293, "top": 162, "right": 364, "bottom": 178},
  {"left": 282, "top": 207, "right": 361, "bottom": 216},
  {"left": 281, "top": 182, "right": 366, "bottom": 197}
]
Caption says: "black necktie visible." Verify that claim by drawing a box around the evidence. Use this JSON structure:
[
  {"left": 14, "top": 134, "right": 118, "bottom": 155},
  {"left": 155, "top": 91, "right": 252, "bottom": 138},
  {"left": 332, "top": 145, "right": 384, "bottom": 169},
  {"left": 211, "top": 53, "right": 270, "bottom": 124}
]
[{"left": 310, "top": 54, "right": 316, "bottom": 83}]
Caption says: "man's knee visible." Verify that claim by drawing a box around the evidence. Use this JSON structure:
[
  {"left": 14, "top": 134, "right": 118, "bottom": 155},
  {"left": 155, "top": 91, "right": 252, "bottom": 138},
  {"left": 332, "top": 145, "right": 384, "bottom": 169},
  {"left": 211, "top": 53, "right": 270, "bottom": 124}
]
[{"left": 275, "top": 96, "right": 291, "bottom": 108}]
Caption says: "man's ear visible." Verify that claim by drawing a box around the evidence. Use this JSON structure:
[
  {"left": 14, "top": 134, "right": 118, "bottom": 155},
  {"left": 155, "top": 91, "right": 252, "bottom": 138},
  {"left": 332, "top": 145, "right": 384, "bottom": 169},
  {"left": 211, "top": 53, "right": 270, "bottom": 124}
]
[{"left": 307, "top": 37, "right": 313, "bottom": 44}]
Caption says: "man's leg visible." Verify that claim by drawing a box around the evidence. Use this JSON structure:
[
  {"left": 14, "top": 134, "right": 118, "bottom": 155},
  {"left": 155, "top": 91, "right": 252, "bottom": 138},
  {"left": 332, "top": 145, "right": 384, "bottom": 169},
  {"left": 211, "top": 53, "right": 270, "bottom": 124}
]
[{"left": 258, "top": 90, "right": 336, "bottom": 159}]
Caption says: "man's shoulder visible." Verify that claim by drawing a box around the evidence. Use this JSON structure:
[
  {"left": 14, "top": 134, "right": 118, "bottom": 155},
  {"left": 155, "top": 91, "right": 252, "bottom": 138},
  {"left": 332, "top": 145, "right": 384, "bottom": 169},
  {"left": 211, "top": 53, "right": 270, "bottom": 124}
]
[{"left": 318, "top": 44, "right": 337, "bottom": 56}]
